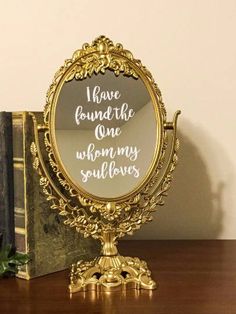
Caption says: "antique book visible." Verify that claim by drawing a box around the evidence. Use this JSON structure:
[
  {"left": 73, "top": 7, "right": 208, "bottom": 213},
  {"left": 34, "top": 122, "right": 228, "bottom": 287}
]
[
  {"left": 0, "top": 112, "right": 15, "bottom": 247},
  {"left": 12, "top": 111, "right": 99, "bottom": 279}
]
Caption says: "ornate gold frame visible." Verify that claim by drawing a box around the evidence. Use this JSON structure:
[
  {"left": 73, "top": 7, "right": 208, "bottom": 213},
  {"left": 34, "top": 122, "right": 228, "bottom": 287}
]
[{"left": 30, "top": 36, "right": 181, "bottom": 293}]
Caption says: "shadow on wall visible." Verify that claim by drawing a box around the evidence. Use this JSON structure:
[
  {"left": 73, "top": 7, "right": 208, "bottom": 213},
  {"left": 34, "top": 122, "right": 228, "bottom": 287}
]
[{"left": 130, "top": 119, "right": 224, "bottom": 240}]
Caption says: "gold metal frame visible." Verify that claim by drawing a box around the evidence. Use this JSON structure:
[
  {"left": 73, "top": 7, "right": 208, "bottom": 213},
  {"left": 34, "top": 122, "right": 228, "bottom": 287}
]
[{"left": 30, "top": 36, "right": 181, "bottom": 293}]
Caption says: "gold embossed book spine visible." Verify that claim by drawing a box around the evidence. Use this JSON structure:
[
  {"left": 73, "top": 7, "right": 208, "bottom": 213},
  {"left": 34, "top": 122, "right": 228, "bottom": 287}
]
[{"left": 12, "top": 112, "right": 99, "bottom": 279}]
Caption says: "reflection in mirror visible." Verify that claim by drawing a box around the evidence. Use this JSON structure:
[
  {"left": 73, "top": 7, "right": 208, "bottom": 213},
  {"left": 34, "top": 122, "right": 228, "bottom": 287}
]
[{"left": 55, "top": 70, "right": 158, "bottom": 198}]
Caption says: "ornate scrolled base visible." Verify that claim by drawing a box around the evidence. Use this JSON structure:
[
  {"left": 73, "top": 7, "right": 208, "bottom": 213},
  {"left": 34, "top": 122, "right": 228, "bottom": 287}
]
[{"left": 69, "top": 255, "right": 157, "bottom": 293}]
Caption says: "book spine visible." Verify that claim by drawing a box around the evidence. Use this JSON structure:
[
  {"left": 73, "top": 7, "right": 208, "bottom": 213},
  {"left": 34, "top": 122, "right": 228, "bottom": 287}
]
[
  {"left": 0, "top": 112, "right": 14, "bottom": 247},
  {"left": 12, "top": 112, "right": 30, "bottom": 279}
]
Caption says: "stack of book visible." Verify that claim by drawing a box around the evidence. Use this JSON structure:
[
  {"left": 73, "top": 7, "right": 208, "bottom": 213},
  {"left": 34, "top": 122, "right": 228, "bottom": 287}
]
[{"left": 0, "top": 111, "right": 99, "bottom": 279}]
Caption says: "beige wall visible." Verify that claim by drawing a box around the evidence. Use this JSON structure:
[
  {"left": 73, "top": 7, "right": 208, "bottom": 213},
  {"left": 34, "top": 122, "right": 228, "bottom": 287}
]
[{"left": 1, "top": 0, "right": 236, "bottom": 239}]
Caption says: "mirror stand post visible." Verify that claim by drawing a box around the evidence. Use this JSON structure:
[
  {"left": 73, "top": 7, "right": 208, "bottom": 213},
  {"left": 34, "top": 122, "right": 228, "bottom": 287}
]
[
  {"left": 100, "top": 231, "right": 118, "bottom": 256},
  {"left": 69, "top": 230, "right": 156, "bottom": 293}
]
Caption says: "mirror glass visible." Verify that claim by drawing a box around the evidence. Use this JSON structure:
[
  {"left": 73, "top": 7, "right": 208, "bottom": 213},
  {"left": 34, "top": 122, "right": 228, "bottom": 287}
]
[{"left": 54, "top": 70, "right": 159, "bottom": 198}]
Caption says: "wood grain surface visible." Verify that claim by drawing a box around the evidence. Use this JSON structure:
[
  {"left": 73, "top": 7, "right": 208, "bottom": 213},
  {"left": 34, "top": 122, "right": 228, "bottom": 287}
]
[{"left": 1, "top": 240, "right": 236, "bottom": 314}]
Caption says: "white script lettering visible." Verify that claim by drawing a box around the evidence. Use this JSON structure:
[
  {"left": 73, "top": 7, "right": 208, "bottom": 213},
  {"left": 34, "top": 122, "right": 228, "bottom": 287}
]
[
  {"left": 76, "top": 143, "right": 140, "bottom": 162},
  {"left": 86, "top": 86, "right": 121, "bottom": 104},
  {"left": 80, "top": 161, "right": 140, "bottom": 182},
  {"left": 75, "top": 103, "right": 135, "bottom": 126},
  {"left": 94, "top": 124, "right": 121, "bottom": 140}
]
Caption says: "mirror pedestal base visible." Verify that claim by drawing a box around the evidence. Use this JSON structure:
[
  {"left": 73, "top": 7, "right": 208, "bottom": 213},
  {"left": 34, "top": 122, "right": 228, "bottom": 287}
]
[{"left": 69, "top": 255, "right": 156, "bottom": 293}]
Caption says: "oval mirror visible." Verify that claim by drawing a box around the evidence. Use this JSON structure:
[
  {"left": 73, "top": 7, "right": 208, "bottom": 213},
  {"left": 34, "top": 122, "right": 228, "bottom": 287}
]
[{"left": 52, "top": 70, "right": 161, "bottom": 200}]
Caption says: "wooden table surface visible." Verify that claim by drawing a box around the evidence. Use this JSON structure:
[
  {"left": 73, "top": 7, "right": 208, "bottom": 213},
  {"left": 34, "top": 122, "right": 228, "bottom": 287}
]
[{"left": 1, "top": 240, "right": 236, "bottom": 314}]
